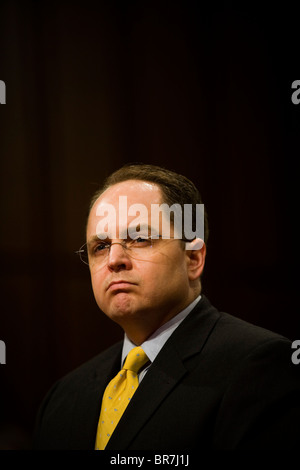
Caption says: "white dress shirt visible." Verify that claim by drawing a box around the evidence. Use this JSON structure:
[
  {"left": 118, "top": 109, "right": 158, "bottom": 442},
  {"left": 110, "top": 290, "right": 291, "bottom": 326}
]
[{"left": 121, "top": 295, "right": 201, "bottom": 382}]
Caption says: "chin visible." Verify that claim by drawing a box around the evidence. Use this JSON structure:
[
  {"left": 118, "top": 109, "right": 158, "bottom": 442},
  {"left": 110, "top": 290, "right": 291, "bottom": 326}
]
[{"left": 102, "top": 292, "right": 137, "bottom": 321}]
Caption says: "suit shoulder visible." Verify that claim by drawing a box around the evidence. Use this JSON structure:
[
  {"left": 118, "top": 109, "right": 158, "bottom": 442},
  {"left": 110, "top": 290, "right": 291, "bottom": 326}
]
[
  {"left": 218, "top": 310, "right": 289, "bottom": 342},
  {"left": 210, "top": 309, "right": 291, "bottom": 362},
  {"left": 197, "top": 296, "right": 290, "bottom": 350}
]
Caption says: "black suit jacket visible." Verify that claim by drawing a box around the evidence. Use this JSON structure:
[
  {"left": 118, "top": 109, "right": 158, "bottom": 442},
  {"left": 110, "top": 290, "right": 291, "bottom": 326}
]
[{"left": 34, "top": 296, "right": 300, "bottom": 450}]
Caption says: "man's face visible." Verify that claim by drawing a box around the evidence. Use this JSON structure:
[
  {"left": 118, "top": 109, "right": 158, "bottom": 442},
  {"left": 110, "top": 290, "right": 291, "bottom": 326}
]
[{"left": 86, "top": 180, "right": 200, "bottom": 336}]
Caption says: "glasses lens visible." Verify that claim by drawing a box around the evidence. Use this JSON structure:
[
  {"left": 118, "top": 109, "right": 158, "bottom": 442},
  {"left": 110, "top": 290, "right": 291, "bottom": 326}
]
[{"left": 76, "top": 237, "right": 181, "bottom": 268}]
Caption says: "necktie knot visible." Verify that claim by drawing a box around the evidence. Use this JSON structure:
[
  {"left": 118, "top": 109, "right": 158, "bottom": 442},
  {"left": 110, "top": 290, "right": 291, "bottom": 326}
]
[{"left": 123, "top": 347, "right": 149, "bottom": 374}]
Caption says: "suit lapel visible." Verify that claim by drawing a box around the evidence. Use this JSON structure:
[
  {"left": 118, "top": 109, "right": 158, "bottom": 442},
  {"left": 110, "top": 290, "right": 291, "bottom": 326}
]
[
  {"left": 68, "top": 342, "right": 123, "bottom": 449},
  {"left": 106, "top": 296, "right": 221, "bottom": 450}
]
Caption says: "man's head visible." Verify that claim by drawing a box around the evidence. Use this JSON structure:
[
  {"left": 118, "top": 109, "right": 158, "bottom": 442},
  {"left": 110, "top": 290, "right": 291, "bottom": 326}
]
[
  {"left": 89, "top": 163, "right": 209, "bottom": 244},
  {"left": 85, "top": 164, "right": 207, "bottom": 344}
]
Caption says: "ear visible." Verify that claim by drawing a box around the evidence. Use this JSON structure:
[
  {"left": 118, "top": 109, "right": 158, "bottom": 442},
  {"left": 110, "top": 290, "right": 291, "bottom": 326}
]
[{"left": 185, "top": 238, "right": 206, "bottom": 281}]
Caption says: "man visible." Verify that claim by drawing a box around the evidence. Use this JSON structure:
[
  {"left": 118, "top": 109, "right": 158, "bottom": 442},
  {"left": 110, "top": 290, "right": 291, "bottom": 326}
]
[{"left": 34, "top": 163, "right": 300, "bottom": 450}]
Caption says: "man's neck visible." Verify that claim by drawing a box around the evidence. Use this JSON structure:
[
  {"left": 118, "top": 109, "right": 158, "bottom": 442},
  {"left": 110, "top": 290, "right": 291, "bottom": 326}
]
[{"left": 122, "top": 294, "right": 201, "bottom": 345}]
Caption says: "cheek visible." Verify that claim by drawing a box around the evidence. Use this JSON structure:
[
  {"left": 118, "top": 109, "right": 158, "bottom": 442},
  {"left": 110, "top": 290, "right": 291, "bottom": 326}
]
[
  {"left": 142, "top": 257, "right": 186, "bottom": 289},
  {"left": 90, "top": 272, "right": 106, "bottom": 302}
]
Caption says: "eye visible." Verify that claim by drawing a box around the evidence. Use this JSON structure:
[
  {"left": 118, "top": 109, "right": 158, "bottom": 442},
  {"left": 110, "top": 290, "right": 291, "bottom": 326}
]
[
  {"left": 130, "top": 236, "right": 152, "bottom": 247},
  {"left": 94, "top": 243, "right": 109, "bottom": 254}
]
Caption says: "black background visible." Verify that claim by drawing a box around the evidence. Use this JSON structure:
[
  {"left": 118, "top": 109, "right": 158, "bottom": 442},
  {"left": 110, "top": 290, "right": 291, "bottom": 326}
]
[{"left": 0, "top": 0, "right": 299, "bottom": 449}]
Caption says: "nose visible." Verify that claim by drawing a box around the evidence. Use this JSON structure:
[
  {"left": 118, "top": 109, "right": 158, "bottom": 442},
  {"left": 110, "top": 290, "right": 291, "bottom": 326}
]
[{"left": 107, "top": 242, "right": 132, "bottom": 272}]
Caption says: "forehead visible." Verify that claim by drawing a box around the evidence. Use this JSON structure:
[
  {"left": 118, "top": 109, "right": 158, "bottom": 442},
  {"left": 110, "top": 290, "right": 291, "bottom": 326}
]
[
  {"left": 96, "top": 180, "right": 162, "bottom": 206},
  {"left": 87, "top": 180, "right": 163, "bottom": 237}
]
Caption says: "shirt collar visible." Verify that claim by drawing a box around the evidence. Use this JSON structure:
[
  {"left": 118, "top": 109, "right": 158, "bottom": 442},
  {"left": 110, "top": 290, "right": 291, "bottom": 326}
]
[{"left": 121, "top": 295, "right": 201, "bottom": 366}]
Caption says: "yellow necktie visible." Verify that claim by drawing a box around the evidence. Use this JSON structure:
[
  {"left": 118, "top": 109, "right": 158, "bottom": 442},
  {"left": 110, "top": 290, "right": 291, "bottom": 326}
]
[{"left": 95, "top": 346, "right": 149, "bottom": 450}]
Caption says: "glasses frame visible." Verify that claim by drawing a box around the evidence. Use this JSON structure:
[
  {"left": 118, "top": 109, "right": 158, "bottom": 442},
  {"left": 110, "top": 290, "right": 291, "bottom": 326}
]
[{"left": 75, "top": 236, "right": 189, "bottom": 267}]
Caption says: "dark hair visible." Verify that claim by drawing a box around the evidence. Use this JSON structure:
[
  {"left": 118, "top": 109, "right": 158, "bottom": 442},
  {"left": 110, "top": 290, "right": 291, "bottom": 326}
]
[{"left": 89, "top": 163, "right": 209, "bottom": 244}]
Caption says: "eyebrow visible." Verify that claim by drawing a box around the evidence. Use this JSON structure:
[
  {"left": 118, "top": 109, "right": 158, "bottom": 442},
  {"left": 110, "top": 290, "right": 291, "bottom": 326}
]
[
  {"left": 86, "top": 235, "right": 108, "bottom": 246},
  {"left": 87, "top": 224, "right": 160, "bottom": 245}
]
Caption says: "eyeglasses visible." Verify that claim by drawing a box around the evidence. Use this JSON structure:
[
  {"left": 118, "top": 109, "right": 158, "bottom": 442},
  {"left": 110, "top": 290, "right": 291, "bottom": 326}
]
[{"left": 75, "top": 236, "right": 186, "bottom": 268}]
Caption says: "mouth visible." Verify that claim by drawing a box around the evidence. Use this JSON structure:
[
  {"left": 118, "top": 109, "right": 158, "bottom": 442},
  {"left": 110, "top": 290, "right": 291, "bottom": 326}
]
[{"left": 107, "top": 281, "right": 136, "bottom": 292}]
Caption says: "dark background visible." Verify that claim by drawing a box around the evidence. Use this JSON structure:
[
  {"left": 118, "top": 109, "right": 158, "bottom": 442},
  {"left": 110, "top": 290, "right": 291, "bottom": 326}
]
[{"left": 0, "top": 0, "right": 299, "bottom": 449}]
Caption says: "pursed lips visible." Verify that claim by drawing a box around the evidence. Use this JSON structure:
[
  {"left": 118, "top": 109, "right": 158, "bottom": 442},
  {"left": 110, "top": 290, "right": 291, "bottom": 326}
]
[{"left": 106, "top": 280, "right": 136, "bottom": 291}]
